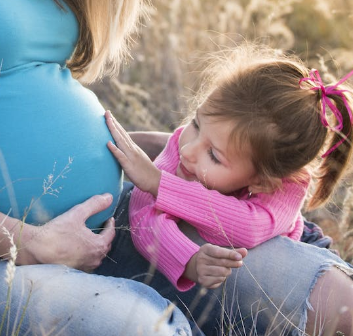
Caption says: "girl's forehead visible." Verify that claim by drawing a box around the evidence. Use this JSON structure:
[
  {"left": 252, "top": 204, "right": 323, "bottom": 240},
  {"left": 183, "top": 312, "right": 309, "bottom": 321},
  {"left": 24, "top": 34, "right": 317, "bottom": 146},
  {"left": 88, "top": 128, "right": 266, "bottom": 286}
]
[
  {"left": 206, "top": 115, "right": 252, "bottom": 157},
  {"left": 196, "top": 101, "right": 219, "bottom": 118}
]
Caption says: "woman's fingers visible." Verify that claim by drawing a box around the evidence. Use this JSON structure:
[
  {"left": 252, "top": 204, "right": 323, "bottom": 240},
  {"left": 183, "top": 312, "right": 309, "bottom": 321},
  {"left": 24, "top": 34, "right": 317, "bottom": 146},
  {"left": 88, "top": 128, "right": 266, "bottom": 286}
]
[
  {"left": 35, "top": 195, "right": 116, "bottom": 271},
  {"left": 99, "top": 217, "right": 116, "bottom": 249},
  {"left": 72, "top": 194, "right": 113, "bottom": 223}
]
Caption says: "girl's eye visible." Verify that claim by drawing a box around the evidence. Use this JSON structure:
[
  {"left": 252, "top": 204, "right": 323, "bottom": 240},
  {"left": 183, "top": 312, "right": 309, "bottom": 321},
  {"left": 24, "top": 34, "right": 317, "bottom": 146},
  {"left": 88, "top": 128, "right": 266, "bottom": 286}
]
[
  {"left": 191, "top": 118, "right": 199, "bottom": 130},
  {"left": 208, "top": 148, "right": 221, "bottom": 164}
]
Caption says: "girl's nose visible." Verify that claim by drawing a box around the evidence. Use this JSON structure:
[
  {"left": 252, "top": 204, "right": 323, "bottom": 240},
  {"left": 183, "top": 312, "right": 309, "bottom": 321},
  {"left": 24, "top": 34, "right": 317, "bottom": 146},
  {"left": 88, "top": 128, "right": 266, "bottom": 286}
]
[{"left": 180, "top": 141, "right": 198, "bottom": 163}]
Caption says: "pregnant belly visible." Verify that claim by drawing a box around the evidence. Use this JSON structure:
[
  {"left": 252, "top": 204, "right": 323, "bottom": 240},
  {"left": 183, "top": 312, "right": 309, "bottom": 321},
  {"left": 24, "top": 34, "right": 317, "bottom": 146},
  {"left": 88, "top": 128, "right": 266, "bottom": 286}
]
[{"left": 0, "top": 64, "right": 122, "bottom": 229}]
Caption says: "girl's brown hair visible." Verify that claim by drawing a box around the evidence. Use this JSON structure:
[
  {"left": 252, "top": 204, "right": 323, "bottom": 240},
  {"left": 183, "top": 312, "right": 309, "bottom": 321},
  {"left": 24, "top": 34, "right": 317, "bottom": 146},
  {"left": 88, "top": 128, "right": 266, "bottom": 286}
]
[
  {"left": 55, "top": 0, "right": 145, "bottom": 83},
  {"left": 199, "top": 44, "right": 353, "bottom": 210}
]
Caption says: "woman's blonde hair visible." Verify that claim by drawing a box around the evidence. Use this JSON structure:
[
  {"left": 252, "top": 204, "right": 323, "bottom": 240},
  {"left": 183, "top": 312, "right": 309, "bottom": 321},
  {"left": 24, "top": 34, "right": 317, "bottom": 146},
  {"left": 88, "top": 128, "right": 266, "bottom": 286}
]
[
  {"left": 197, "top": 44, "right": 353, "bottom": 210},
  {"left": 56, "top": 0, "right": 145, "bottom": 83}
]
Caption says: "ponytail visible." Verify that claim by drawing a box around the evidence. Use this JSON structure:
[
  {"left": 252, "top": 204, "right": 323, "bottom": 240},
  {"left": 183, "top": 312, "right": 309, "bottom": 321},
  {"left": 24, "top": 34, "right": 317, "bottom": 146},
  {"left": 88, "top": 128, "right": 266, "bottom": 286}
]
[{"left": 305, "top": 74, "right": 353, "bottom": 209}]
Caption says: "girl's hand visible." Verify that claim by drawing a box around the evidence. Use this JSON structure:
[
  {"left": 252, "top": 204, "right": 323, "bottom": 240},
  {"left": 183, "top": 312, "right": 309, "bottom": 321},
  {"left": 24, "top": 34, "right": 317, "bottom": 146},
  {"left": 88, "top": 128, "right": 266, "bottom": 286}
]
[
  {"left": 20, "top": 194, "right": 116, "bottom": 272},
  {"left": 105, "top": 111, "right": 161, "bottom": 196},
  {"left": 183, "top": 244, "right": 247, "bottom": 289},
  {"left": 129, "top": 131, "right": 170, "bottom": 161}
]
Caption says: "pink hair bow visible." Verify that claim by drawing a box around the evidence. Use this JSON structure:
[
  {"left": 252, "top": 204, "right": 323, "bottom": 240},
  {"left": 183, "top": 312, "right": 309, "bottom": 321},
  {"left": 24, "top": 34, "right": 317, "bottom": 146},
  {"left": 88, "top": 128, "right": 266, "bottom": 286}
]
[{"left": 299, "top": 69, "right": 353, "bottom": 157}]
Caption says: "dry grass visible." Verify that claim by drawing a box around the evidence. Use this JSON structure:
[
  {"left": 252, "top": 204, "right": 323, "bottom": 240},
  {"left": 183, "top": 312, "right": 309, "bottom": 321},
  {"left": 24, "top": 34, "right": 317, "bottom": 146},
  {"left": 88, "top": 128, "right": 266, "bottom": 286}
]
[{"left": 2, "top": 1, "right": 353, "bottom": 335}]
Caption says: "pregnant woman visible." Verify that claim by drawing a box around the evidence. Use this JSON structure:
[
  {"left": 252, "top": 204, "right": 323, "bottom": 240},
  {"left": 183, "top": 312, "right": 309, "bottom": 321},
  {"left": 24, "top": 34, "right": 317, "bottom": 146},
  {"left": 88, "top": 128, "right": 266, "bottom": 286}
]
[{"left": 0, "top": 1, "right": 194, "bottom": 335}]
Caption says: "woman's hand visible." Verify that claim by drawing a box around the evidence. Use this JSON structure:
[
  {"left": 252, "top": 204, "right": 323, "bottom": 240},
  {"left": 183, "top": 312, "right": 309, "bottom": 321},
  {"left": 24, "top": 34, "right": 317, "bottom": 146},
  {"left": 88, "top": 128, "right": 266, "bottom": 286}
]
[
  {"left": 105, "top": 110, "right": 161, "bottom": 196},
  {"left": 17, "top": 194, "right": 116, "bottom": 272},
  {"left": 183, "top": 244, "right": 248, "bottom": 289}
]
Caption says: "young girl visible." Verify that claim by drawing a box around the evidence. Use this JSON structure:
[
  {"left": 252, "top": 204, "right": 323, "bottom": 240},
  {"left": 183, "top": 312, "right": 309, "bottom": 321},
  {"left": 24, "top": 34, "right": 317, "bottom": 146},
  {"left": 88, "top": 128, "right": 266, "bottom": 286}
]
[{"left": 106, "top": 45, "right": 353, "bottom": 293}]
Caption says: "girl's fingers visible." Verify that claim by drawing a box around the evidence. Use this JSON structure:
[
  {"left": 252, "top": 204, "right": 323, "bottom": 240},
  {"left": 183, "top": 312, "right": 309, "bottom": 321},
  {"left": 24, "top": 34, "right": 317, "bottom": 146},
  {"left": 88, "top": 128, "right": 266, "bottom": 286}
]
[
  {"left": 106, "top": 112, "right": 133, "bottom": 145},
  {"left": 107, "top": 141, "right": 133, "bottom": 172},
  {"left": 105, "top": 111, "right": 126, "bottom": 139},
  {"left": 106, "top": 115, "right": 137, "bottom": 155},
  {"left": 207, "top": 256, "right": 243, "bottom": 269},
  {"left": 200, "top": 253, "right": 243, "bottom": 269},
  {"left": 199, "top": 275, "right": 228, "bottom": 289},
  {"left": 202, "top": 244, "right": 245, "bottom": 261},
  {"left": 199, "top": 265, "right": 232, "bottom": 277},
  {"left": 236, "top": 247, "right": 248, "bottom": 259},
  {"left": 106, "top": 124, "right": 131, "bottom": 154},
  {"left": 208, "top": 282, "right": 224, "bottom": 289},
  {"left": 107, "top": 141, "right": 125, "bottom": 160}
]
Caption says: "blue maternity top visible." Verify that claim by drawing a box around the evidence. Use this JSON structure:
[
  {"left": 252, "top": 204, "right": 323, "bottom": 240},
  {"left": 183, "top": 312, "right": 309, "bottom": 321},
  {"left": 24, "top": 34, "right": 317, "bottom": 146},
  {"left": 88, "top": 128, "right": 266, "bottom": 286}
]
[{"left": 0, "top": 0, "right": 122, "bottom": 229}]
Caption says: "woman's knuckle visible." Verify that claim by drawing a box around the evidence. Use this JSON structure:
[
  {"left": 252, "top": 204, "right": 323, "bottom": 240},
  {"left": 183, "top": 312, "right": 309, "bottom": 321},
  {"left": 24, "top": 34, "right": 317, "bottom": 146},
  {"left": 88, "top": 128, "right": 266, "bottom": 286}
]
[
  {"left": 92, "top": 194, "right": 104, "bottom": 205},
  {"left": 95, "top": 246, "right": 105, "bottom": 256},
  {"left": 101, "top": 241, "right": 109, "bottom": 252},
  {"left": 93, "top": 260, "right": 102, "bottom": 269},
  {"left": 72, "top": 203, "right": 83, "bottom": 213}
]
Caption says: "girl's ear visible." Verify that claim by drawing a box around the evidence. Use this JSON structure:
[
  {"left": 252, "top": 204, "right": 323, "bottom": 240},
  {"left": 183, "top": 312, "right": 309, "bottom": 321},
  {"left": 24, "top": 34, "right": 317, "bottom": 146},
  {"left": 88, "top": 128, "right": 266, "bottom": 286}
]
[{"left": 249, "top": 177, "right": 282, "bottom": 195}]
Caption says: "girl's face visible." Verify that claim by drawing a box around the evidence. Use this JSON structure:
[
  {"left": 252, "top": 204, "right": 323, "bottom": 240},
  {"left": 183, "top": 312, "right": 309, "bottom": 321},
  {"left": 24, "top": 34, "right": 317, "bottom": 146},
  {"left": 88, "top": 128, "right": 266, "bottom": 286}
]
[{"left": 177, "top": 100, "right": 259, "bottom": 194}]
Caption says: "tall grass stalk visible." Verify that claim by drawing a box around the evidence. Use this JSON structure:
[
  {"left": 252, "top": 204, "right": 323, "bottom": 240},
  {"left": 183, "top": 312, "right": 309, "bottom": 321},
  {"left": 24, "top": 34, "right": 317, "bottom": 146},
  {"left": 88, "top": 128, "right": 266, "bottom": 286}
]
[{"left": 0, "top": 227, "right": 18, "bottom": 335}]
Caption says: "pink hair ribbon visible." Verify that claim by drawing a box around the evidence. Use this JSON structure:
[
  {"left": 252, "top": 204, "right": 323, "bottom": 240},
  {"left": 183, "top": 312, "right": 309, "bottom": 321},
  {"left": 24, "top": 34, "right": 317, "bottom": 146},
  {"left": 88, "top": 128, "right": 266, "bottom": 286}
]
[{"left": 299, "top": 69, "right": 353, "bottom": 157}]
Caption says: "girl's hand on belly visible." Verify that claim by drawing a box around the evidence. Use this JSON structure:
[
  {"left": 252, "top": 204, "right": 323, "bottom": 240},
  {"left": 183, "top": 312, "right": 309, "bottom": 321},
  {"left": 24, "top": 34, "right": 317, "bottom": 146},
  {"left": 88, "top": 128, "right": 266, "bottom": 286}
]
[
  {"left": 105, "top": 111, "right": 162, "bottom": 197},
  {"left": 25, "top": 194, "right": 116, "bottom": 271}
]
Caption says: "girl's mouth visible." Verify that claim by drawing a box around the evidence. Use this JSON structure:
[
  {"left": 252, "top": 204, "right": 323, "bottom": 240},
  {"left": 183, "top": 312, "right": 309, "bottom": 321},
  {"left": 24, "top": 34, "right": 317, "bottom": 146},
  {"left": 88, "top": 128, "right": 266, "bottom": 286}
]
[{"left": 178, "top": 162, "right": 194, "bottom": 178}]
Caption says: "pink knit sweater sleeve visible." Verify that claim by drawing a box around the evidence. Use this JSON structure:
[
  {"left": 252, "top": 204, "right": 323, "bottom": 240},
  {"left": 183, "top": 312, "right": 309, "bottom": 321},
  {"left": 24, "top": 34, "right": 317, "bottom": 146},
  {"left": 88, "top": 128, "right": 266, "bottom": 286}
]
[
  {"left": 155, "top": 172, "right": 308, "bottom": 248},
  {"left": 129, "top": 128, "right": 200, "bottom": 291}
]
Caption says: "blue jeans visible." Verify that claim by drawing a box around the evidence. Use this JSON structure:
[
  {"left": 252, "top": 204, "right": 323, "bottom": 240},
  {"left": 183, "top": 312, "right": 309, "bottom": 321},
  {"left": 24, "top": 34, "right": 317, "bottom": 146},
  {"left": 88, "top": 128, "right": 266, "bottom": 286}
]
[
  {"left": 96, "top": 182, "right": 353, "bottom": 336},
  {"left": 0, "top": 262, "right": 193, "bottom": 336}
]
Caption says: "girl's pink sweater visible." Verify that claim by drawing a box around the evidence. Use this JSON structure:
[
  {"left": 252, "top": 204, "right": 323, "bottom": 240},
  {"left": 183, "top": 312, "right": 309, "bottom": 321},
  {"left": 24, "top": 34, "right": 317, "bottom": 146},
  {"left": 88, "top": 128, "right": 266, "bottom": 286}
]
[{"left": 129, "top": 127, "right": 308, "bottom": 291}]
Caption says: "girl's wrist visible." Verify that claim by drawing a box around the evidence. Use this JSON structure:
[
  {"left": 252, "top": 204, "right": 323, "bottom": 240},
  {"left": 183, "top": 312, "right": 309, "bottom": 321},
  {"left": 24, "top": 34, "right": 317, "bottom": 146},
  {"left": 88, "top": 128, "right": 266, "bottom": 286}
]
[
  {"left": 183, "top": 252, "right": 198, "bottom": 282},
  {"left": 148, "top": 168, "right": 162, "bottom": 197}
]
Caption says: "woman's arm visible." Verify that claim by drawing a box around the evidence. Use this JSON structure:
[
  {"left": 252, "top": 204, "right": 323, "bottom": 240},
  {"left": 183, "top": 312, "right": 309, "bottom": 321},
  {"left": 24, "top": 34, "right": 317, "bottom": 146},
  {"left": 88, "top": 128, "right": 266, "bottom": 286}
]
[
  {"left": 0, "top": 194, "right": 116, "bottom": 271},
  {"left": 0, "top": 211, "right": 38, "bottom": 265}
]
